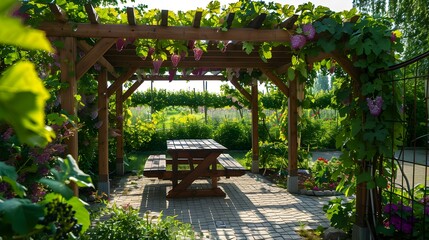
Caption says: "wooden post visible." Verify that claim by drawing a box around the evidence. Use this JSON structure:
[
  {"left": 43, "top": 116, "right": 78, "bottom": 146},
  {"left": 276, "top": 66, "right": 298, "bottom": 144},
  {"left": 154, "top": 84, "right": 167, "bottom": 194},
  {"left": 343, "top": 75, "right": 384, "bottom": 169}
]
[
  {"left": 59, "top": 37, "right": 78, "bottom": 196},
  {"left": 98, "top": 68, "right": 110, "bottom": 196},
  {"left": 287, "top": 76, "right": 299, "bottom": 193},
  {"left": 251, "top": 78, "right": 259, "bottom": 173},
  {"left": 116, "top": 85, "right": 124, "bottom": 175}
]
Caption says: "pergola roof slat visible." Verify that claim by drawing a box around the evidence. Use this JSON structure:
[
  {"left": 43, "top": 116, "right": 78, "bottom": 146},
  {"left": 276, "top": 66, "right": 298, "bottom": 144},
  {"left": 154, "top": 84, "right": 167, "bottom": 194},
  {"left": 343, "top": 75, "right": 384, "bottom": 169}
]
[
  {"left": 85, "top": 4, "right": 99, "bottom": 24},
  {"left": 49, "top": 4, "right": 68, "bottom": 23},
  {"left": 192, "top": 11, "right": 203, "bottom": 28},
  {"left": 127, "top": 7, "right": 136, "bottom": 26},
  {"left": 225, "top": 13, "right": 235, "bottom": 29},
  {"left": 276, "top": 14, "right": 298, "bottom": 29},
  {"left": 39, "top": 23, "right": 292, "bottom": 42},
  {"left": 161, "top": 10, "right": 168, "bottom": 26},
  {"left": 78, "top": 40, "right": 119, "bottom": 78},
  {"left": 247, "top": 13, "right": 267, "bottom": 29}
]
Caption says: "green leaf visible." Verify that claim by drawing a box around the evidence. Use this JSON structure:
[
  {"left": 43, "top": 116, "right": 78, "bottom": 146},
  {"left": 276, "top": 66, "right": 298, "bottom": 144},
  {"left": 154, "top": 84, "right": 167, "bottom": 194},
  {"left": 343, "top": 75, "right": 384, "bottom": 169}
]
[
  {"left": 0, "top": 0, "right": 16, "bottom": 15},
  {"left": 0, "top": 198, "right": 44, "bottom": 235},
  {"left": 67, "top": 196, "right": 90, "bottom": 232},
  {"left": 242, "top": 41, "right": 254, "bottom": 55},
  {"left": 0, "top": 161, "right": 17, "bottom": 180},
  {"left": 39, "top": 178, "right": 74, "bottom": 200},
  {"left": 287, "top": 68, "right": 295, "bottom": 81},
  {"left": 351, "top": 119, "right": 361, "bottom": 136},
  {"left": 317, "top": 38, "right": 336, "bottom": 53},
  {"left": 375, "top": 176, "right": 388, "bottom": 188},
  {"left": 56, "top": 155, "right": 94, "bottom": 188},
  {"left": 0, "top": 61, "right": 55, "bottom": 147},
  {"left": 357, "top": 172, "right": 371, "bottom": 184},
  {"left": 0, "top": 17, "right": 53, "bottom": 52}
]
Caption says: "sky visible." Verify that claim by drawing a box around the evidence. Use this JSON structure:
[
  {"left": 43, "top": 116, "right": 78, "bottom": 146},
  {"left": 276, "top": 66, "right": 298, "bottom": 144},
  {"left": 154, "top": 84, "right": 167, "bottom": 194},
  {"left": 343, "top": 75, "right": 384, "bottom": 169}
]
[{"left": 130, "top": 0, "right": 354, "bottom": 93}]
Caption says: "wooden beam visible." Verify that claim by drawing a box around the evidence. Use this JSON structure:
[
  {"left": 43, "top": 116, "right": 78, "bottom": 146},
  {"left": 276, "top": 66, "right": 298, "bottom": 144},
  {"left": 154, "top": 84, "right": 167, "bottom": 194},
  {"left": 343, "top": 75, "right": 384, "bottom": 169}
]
[
  {"left": 107, "top": 66, "right": 139, "bottom": 97},
  {"left": 251, "top": 80, "right": 259, "bottom": 174},
  {"left": 261, "top": 69, "right": 289, "bottom": 97},
  {"left": 287, "top": 76, "right": 298, "bottom": 193},
  {"left": 225, "top": 13, "right": 235, "bottom": 29},
  {"left": 49, "top": 4, "right": 68, "bottom": 23},
  {"left": 160, "top": 10, "right": 168, "bottom": 26},
  {"left": 193, "top": 11, "right": 203, "bottom": 28},
  {"left": 85, "top": 4, "right": 99, "bottom": 24},
  {"left": 116, "top": 85, "right": 124, "bottom": 175},
  {"left": 127, "top": 7, "right": 136, "bottom": 26},
  {"left": 247, "top": 13, "right": 267, "bottom": 29},
  {"left": 77, "top": 40, "right": 119, "bottom": 78},
  {"left": 230, "top": 77, "right": 252, "bottom": 102},
  {"left": 98, "top": 68, "right": 110, "bottom": 196},
  {"left": 276, "top": 15, "right": 298, "bottom": 29},
  {"left": 76, "top": 38, "right": 116, "bottom": 80},
  {"left": 39, "top": 22, "right": 293, "bottom": 42},
  {"left": 138, "top": 75, "right": 225, "bottom": 81},
  {"left": 122, "top": 80, "right": 144, "bottom": 101},
  {"left": 59, "top": 37, "right": 78, "bottom": 195},
  {"left": 331, "top": 50, "right": 361, "bottom": 81}
]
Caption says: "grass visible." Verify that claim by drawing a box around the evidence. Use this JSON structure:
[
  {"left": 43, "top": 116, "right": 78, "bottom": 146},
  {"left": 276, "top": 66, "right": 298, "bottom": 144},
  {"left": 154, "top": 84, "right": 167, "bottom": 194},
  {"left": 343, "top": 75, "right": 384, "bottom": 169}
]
[{"left": 126, "top": 150, "right": 250, "bottom": 174}]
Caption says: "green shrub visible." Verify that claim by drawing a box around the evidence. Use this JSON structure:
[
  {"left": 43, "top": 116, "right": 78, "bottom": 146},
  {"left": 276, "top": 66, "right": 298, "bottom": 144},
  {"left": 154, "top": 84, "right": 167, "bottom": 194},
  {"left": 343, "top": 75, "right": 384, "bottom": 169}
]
[
  {"left": 323, "top": 197, "right": 356, "bottom": 234},
  {"left": 168, "top": 114, "right": 213, "bottom": 139},
  {"left": 82, "top": 204, "right": 198, "bottom": 240},
  {"left": 124, "top": 118, "right": 157, "bottom": 152},
  {"left": 213, "top": 120, "right": 251, "bottom": 150}
]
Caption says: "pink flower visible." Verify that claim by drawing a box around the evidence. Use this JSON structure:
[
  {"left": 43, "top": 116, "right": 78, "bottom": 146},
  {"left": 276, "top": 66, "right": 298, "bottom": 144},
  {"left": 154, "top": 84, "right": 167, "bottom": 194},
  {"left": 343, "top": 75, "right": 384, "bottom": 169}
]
[
  {"left": 116, "top": 38, "right": 126, "bottom": 52},
  {"left": 302, "top": 24, "right": 316, "bottom": 40},
  {"left": 193, "top": 47, "right": 203, "bottom": 61},
  {"left": 290, "top": 35, "right": 307, "bottom": 50},
  {"left": 171, "top": 54, "right": 181, "bottom": 67},
  {"left": 152, "top": 58, "right": 163, "bottom": 75},
  {"left": 168, "top": 68, "right": 176, "bottom": 82}
]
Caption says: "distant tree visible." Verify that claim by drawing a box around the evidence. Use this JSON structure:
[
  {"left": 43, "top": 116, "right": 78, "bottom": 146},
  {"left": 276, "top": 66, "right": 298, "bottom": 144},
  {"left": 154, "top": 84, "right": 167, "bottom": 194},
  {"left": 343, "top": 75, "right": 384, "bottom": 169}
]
[
  {"left": 353, "top": 0, "right": 429, "bottom": 58},
  {"left": 313, "top": 74, "right": 330, "bottom": 92}
]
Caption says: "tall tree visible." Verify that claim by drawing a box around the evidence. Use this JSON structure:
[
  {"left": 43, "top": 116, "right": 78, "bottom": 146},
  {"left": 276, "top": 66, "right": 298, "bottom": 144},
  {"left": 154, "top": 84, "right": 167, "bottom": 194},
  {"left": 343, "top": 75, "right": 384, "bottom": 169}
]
[{"left": 353, "top": 0, "right": 429, "bottom": 58}]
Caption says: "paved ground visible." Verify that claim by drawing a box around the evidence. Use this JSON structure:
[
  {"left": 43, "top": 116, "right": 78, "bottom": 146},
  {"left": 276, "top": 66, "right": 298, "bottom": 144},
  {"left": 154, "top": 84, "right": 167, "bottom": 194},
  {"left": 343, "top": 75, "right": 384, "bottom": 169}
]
[{"left": 111, "top": 173, "right": 335, "bottom": 240}]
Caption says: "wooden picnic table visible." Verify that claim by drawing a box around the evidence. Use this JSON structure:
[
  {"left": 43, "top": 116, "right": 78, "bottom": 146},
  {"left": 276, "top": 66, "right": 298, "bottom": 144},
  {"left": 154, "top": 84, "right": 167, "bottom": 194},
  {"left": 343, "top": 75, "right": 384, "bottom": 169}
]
[{"left": 166, "top": 139, "right": 227, "bottom": 198}]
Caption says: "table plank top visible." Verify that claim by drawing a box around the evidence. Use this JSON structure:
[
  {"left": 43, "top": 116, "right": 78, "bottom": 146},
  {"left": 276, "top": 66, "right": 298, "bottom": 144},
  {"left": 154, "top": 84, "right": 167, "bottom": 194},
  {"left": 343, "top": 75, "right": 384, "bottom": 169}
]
[{"left": 167, "top": 139, "right": 227, "bottom": 151}]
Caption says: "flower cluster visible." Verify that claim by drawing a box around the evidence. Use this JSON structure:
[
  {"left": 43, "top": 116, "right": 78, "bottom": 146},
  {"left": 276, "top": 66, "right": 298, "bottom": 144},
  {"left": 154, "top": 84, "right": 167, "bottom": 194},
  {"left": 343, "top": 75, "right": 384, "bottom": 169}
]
[
  {"left": 366, "top": 96, "right": 383, "bottom": 117},
  {"left": 290, "top": 24, "right": 316, "bottom": 50},
  {"left": 383, "top": 202, "right": 416, "bottom": 234}
]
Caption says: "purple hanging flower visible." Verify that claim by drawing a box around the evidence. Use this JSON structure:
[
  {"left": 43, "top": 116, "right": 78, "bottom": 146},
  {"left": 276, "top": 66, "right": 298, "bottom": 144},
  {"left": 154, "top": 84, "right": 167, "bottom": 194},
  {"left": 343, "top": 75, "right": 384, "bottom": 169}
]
[
  {"left": 302, "top": 24, "right": 316, "bottom": 40},
  {"left": 152, "top": 58, "right": 163, "bottom": 75},
  {"left": 290, "top": 35, "right": 307, "bottom": 50},
  {"left": 168, "top": 68, "right": 176, "bottom": 82},
  {"left": 366, "top": 96, "right": 383, "bottom": 117}
]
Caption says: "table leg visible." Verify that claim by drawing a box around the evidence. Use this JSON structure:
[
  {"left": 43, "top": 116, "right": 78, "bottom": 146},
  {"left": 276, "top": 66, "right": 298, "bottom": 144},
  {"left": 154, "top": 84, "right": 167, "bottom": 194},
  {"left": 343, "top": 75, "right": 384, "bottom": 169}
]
[
  {"left": 172, "top": 155, "right": 178, "bottom": 187},
  {"left": 211, "top": 159, "right": 218, "bottom": 189}
]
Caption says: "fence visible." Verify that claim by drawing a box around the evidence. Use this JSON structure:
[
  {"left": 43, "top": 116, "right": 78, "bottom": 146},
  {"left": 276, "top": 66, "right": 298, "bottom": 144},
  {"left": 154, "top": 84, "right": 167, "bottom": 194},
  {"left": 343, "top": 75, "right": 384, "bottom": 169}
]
[{"left": 376, "top": 51, "right": 429, "bottom": 239}]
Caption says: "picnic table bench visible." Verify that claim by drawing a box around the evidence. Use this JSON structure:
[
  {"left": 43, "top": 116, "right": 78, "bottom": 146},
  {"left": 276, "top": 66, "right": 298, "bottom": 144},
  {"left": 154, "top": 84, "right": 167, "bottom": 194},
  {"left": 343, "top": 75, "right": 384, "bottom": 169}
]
[{"left": 142, "top": 139, "right": 246, "bottom": 198}]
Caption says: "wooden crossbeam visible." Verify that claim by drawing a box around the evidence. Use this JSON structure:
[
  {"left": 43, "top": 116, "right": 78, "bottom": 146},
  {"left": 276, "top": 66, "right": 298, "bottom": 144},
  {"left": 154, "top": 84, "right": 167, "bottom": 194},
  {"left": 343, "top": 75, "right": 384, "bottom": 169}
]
[
  {"left": 230, "top": 77, "right": 251, "bottom": 102},
  {"left": 49, "top": 4, "right": 68, "bottom": 23},
  {"left": 122, "top": 80, "right": 144, "bottom": 101},
  {"left": 77, "top": 40, "right": 119, "bottom": 78},
  {"left": 161, "top": 10, "right": 168, "bottom": 26},
  {"left": 261, "top": 69, "right": 289, "bottom": 97},
  {"left": 39, "top": 23, "right": 293, "bottom": 42},
  {"left": 247, "top": 13, "right": 267, "bottom": 29},
  {"left": 85, "top": 4, "right": 99, "bottom": 24},
  {"left": 107, "top": 66, "right": 138, "bottom": 97},
  {"left": 193, "top": 11, "right": 203, "bottom": 28},
  {"left": 138, "top": 75, "right": 226, "bottom": 81},
  {"left": 225, "top": 13, "right": 235, "bottom": 29},
  {"left": 76, "top": 38, "right": 116, "bottom": 80},
  {"left": 127, "top": 7, "right": 136, "bottom": 26},
  {"left": 277, "top": 14, "right": 298, "bottom": 29}
]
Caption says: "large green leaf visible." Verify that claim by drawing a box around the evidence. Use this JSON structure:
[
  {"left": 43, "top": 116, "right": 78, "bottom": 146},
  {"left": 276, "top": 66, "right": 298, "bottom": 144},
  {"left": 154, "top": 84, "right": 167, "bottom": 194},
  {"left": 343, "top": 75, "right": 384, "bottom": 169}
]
[
  {"left": 67, "top": 196, "right": 90, "bottom": 232},
  {"left": 0, "top": 16, "right": 53, "bottom": 52},
  {"left": 39, "top": 178, "right": 74, "bottom": 200},
  {"left": 0, "top": 61, "right": 55, "bottom": 147},
  {"left": 0, "top": 0, "right": 15, "bottom": 15},
  {"left": 54, "top": 155, "right": 94, "bottom": 188},
  {"left": 0, "top": 198, "right": 44, "bottom": 235}
]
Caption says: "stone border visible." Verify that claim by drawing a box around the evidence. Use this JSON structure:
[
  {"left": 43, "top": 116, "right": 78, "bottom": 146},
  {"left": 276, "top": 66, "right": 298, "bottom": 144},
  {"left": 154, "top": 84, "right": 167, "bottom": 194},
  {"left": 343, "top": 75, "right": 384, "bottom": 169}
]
[{"left": 299, "top": 189, "right": 343, "bottom": 196}]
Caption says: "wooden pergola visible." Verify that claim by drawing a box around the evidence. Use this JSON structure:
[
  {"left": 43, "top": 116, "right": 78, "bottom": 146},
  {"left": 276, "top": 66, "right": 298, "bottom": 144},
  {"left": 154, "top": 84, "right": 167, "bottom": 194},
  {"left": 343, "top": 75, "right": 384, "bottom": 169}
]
[{"left": 38, "top": 4, "right": 358, "bottom": 196}]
